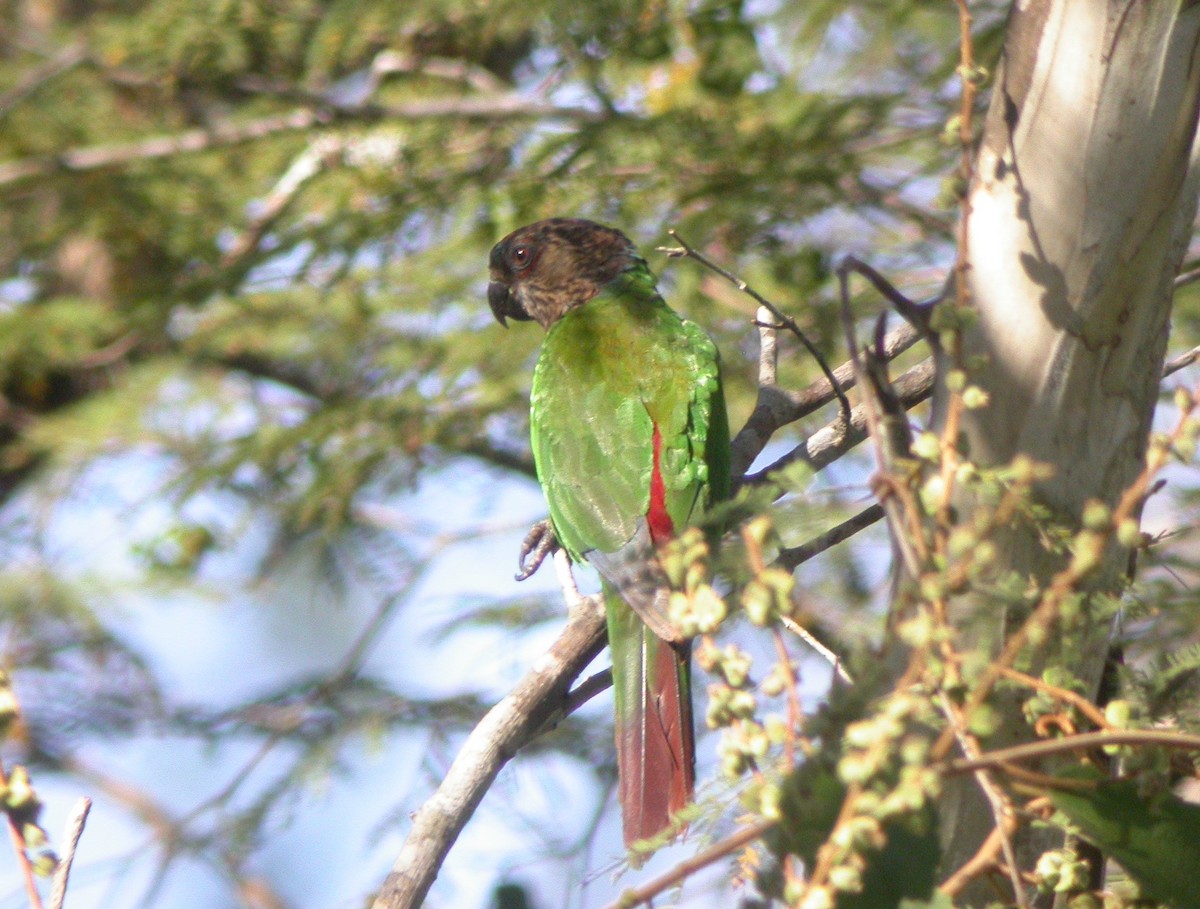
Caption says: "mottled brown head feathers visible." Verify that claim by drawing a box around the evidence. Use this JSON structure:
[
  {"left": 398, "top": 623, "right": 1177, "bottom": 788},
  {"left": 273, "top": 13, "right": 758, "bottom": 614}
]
[{"left": 487, "top": 218, "right": 641, "bottom": 329}]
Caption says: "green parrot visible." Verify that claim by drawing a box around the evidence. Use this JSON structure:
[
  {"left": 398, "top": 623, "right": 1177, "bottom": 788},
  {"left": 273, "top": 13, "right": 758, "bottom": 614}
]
[{"left": 487, "top": 218, "right": 730, "bottom": 846}]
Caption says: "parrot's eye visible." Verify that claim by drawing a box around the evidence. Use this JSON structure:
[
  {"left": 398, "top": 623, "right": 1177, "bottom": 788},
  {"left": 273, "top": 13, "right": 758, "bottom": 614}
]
[{"left": 509, "top": 245, "right": 532, "bottom": 270}]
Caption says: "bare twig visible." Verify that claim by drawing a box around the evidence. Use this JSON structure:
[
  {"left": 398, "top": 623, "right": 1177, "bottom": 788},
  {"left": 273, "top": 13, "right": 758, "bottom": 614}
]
[
  {"left": 757, "top": 305, "right": 778, "bottom": 387},
  {"left": 561, "top": 668, "right": 613, "bottom": 716},
  {"left": 48, "top": 798, "right": 91, "bottom": 909},
  {"left": 597, "top": 820, "right": 773, "bottom": 909},
  {"left": 997, "top": 667, "right": 1111, "bottom": 731},
  {"left": 779, "top": 615, "right": 853, "bottom": 684},
  {"left": 1173, "top": 263, "right": 1200, "bottom": 290},
  {"left": 219, "top": 135, "right": 345, "bottom": 269},
  {"left": 371, "top": 595, "right": 607, "bottom": 909},
  {"left": 369, "top": 50, "right": 510, "bottom": 95},
  {"left": 6, "top": 815, "right": 43, "bottom": 909},
  {"left": 939, "top": 814, "right": 1018, "bottom": 897},
  {"left": 835, "top": 262, "right": 927, "bottom": 581},
  {"left": 661, "top": 231, "right": 853, "bottom": 432},
  {"left": 942, "top": 729, "right": 1200, "bottom": 776},
  {"left": 743, "top": 358, "right": 935, "bottom": 485},
  {"left": 730, "top": 295, "right": 1193, "bottom": 488},
  {"left": 775, "top": 503, "right": 884, "bottom": 570},
  {"left": 734, "top": 322, "right": 923, "bottom": 480},
  {"left": 0, "top": 108, "right": 327, "bottom": 187},
  {"left": 0, "top": 43, "right": 87, "bottom": 120},
  {"left": 938, "top": 695, "right": 1028, "bottom": 909},
  {"left": 838, "top": 255, "right": 936, "bottom": 337},
  {"left": 1164, "top": 342, "right": 1200, "bottom": 376}
]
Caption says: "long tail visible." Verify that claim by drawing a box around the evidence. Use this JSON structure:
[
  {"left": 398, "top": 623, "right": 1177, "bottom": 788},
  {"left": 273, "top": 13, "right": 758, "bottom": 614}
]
[{"left": 604, "top": 582, "right": 695, "bottom": 847}]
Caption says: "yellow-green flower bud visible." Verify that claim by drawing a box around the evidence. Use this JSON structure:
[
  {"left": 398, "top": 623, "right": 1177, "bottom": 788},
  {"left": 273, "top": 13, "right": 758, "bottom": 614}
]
[
  {"left": 829, "top": 864, "right": 863, "bottom": 894},
  {"left": 759, "top": 783, "right": 782, "bottom": 821},
  {"left": 741, "top": 580, "right": 774, "bottom": 626},
  {"left": 1080, "top": 500, "right": 1111, "bottom": 532},
  {"left": 911, "top": 431, "right": 941, "bottom": 462},
  {"left": 799, "top": 885, "right": 834, "bottom": 909},
  {"left": 690, "top": 584, "right": 727, "bottom": 634},
  {"left": 961, "top": 385, "right": 990, "bottom": 410},
  {"left": 1104, "top": 699, "right": 1133, "bottom": 729},
  {"left": 1069, "top": 531, "right": 1104, "bottom": 575}
]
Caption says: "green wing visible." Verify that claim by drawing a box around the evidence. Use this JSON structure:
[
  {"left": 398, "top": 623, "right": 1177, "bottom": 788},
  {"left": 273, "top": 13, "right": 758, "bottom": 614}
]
[{"left": 529, "top": 269, "right": 727, "bottom": 560}]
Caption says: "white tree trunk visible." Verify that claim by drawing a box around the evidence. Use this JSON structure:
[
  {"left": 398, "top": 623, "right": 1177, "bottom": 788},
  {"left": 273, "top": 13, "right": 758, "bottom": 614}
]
[{"left": 930, "top": 0, "right": 1200, "bottom": 896}]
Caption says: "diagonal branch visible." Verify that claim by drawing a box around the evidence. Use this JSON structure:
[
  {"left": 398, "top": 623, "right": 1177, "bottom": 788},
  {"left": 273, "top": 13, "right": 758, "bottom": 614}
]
[
  {"left": 742, "top": 357, "right": 936, "bottom": 485},
  {"left": 371, "top": 595, "right": 607, "bottom": 909},
  {"left": 732, "top": 323, "right": 922, "bottom": 480}
]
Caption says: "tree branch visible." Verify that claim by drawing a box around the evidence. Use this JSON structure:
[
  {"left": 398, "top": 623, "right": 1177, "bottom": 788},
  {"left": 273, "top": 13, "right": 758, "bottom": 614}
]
[
  {"left": 0, "top": 42, "right": 87, "bottom": 120},
  {"left": 48, "top": 797, "right": 91, "bottom": 909},
  {"left": 942, "top": 729, "right": 1200, "bottom": 776},
  {"left": 0, "top": 95, "right": 605, "bottom": 189},
  {"left": 370, "top": 595, "right": 607, "bottom": 909},
  {"left": 597, "top": 820, "right": 774, "bottom": 909},
  {"left": 731, "top": 323, "right": 922, "bottom": 481},
  {"left": 728, "top": 254, "right": 1198, "bottom": 484},
  {"left": 775, "top": 503, "right": 885, "bottom": 570},
  {"left": 742, "top": 356, "right": 936, "bottom": 485}
]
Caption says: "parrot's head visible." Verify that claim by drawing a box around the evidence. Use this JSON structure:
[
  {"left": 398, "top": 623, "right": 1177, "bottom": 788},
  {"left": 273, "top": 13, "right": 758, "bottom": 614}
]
[{"left": 487, "top": 218, "right": 641, "bottom": 329}]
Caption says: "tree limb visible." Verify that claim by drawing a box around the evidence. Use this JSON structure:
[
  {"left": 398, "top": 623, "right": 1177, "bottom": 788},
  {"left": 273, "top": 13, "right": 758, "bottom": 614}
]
[
  {"left": 48, "top": 797, "right": 91, "bottom": 909},
  {"left": 731, "top": 322, "right": 922, "bottom": 481},
  {"left": 0, "top": 95, "right": 605, "bottom": 189},
  {"left": 370, "top": 595, "right": 607, "bottom": 909},
  {"left": 942, "top": 729, "right": 1200, "bottom": 776},
  {"left": 742, "top": 356, "right": 936, "bottom": 485}
]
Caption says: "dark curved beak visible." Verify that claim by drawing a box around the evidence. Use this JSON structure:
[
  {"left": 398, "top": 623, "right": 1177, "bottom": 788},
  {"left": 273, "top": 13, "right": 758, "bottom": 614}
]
[{"left": 487, "top": 281, "right": 531, "bottom": 327}]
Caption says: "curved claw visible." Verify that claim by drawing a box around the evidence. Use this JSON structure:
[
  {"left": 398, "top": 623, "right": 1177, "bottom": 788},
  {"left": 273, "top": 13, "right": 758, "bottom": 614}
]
[{"left": 516, "top": 519, "right": 558, "bottom": 581}]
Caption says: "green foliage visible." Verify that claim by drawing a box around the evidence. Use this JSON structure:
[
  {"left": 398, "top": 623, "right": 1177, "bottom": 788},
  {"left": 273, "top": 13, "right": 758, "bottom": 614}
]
[
  {"left": 1050, "top": 770, "right": 1200, "bottom": 908},
  {"left": 0, "top": 2, "right": 1198, "bottom": 908}
]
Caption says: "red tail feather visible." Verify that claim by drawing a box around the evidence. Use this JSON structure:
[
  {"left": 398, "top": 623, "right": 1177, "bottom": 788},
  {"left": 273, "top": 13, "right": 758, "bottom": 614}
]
[
  {"left": 614, "top": 633, "right": 695, "bottom": 847},
  {"left": 612, "top": 422, "right": 694, "bottom": 847}
]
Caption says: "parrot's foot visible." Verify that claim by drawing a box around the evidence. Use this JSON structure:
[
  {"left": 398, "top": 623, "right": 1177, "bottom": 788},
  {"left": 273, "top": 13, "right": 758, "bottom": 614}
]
[{"left": 516, "top": 519, "right": 558, "bottom": 581}]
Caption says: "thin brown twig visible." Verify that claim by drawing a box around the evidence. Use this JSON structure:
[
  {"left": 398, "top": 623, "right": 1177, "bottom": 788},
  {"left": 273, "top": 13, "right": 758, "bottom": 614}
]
[
  {"left": 596, "top": 820, "right": 773, "bottom": 909},
  {"left": 938, "top": 694, "right": 1028, "bottom": 908},
  {"left": 771, "top": 627, "right": 803, "bottom": 768},
  {"left": 661, "top": 231, "right": 853, "bottom": 432},
  {"left": 997, "top": 667, "right": 1111, "bottom": 731},
  {"left": 932, "top": 0, "right": 978, "bottom": 518},
  {"left": 775, "top": 503, "right": 885, "bottom": 570},
  {"left": 835, "top": 262, "right": 927, "bottom": 580},
  {"left": 778, "top": 615, "right": 853, "bottom": 685},
  {"left": 939, "top": 814, "right": 1018, "bottom": 897},
  {"left": 941, "top": 729, "right": 1200, "bottom": 776},
  {"left": 6, "top": 814, "right": 43, "bottom": 909}
]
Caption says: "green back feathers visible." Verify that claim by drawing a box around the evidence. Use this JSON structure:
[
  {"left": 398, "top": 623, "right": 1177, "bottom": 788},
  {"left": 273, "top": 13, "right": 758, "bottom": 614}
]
[{"left": 529, "top": 264, "right": 728, "bottom": 560}]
